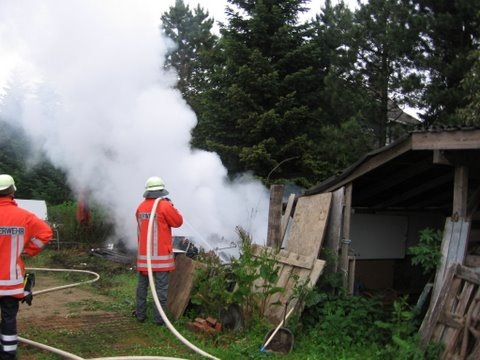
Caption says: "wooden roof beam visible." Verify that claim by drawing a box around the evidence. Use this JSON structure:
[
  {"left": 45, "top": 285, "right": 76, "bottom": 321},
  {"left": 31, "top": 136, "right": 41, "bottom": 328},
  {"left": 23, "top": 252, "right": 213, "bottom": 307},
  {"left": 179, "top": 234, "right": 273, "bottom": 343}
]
[{"left": 412, "top": 130, "right": 480, "bottom": 150}]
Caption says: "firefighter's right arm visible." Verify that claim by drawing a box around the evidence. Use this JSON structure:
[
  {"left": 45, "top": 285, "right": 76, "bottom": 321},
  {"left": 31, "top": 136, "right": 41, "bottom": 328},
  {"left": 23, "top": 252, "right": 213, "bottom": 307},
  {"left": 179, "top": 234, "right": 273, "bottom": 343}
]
[{"left": 23, "top": 215, "right": 53, "bottom": 256}]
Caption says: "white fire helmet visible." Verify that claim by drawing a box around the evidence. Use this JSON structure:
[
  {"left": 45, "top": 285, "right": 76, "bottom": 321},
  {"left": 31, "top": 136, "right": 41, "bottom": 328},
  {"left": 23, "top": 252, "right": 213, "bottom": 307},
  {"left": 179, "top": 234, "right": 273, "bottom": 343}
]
[
  {"left": 0, "top": 174, "right": 16, "bottom": 192},
  {"left": 145, "top": 176, "right": 166, "bottom": 192}
]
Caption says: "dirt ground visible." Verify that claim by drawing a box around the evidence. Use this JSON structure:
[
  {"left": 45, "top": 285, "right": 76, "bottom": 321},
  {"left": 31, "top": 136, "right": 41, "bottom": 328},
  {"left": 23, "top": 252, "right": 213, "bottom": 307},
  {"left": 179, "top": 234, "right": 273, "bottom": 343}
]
[
  {"left": 15, "top": 271, "right": 198, "bottom": 360},
  {"left": 17, "top": 274, "right": 115, "bottom": 329},
  {"left": 16, "top": 273, "right": 150, "bottom": 359}
]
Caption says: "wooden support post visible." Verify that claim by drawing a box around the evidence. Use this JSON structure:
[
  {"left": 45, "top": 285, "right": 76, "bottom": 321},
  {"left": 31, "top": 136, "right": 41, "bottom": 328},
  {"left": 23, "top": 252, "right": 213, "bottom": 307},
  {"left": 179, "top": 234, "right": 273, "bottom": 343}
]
[
  {"left": 267, "top": 185, "right": 284, "bottom": 249},
  {"left": 348, "top": 256, "right": 356, "bottom": 295},
  {"left": 340, "top": 183, "right": 352, "bottom": 290},
  {"left": 453, "top": 165, "right": 468, "bottom": 219}
]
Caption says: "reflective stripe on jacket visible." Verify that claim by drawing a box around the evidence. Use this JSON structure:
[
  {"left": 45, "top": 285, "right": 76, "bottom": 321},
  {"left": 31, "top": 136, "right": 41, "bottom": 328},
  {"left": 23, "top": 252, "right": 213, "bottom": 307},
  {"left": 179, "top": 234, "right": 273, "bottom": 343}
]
[
  {"left": 0, "top": 198, "right": 53, "bottom": 298},
  {"left": 136, "top": 198, "right": 183, "bottom": 272}
]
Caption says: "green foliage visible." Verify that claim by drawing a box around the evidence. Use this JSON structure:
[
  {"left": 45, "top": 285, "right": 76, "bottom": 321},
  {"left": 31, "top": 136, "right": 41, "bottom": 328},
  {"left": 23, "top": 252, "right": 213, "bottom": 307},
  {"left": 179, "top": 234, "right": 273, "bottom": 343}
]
[
  {"left": 303, "top": 293, "right": 388, "bottom": 346},
  {"left": 456, "top": 50, "right": 480, "bottom": 126},
  {"left": 301, "top": 290, "right": 442, "bottom": 359},
  {"left": 375, "top": 296, "right": 442, "bottom": 360},
  {"left": 161, "top": 0, "right": 217, "bottom": 101},
  {"left": 408, "top": 227, "right": 443, "bottom": 276},
  {"left": 48, "top": 202, "right": 114, "bottom": 248},
  {"left": 191, "top": 227, "right": 282, "bottom": 324},
  {"left": 411, "top": 0, "right": 480, "bottom": 125},
  {"left": 0, "top": 121, "right": 73, "bottom": 205}
]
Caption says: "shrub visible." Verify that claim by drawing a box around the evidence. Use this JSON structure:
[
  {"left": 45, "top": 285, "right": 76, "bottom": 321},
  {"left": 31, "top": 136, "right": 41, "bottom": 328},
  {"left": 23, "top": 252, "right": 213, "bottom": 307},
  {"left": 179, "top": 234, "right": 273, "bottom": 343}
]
[
  {"left": 408, "top": 227, "right": 443, "bottom": 277},
  {"left": 302, "top": 293, "right": 388, "bottom": 346},
  {"left": 190, "top": 227, "right": 283, "bottom": 326},
  {"left": 48, "top": 202, "right": 114, "bottom": 249}
]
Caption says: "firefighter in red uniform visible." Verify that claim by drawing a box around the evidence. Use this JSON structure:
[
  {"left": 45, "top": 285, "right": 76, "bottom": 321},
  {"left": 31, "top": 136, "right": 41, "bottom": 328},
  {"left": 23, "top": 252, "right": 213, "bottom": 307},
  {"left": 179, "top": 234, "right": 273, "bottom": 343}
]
[
  {"left": 134, "top": 176, "right": 183, "bottom": 325},
  {"left": 0, "top": 174, "right": 53, "bottom": 359}
]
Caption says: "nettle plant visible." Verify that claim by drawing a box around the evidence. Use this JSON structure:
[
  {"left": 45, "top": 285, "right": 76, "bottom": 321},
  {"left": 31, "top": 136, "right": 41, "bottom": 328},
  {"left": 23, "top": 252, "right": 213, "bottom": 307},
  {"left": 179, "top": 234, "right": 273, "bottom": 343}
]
[
  {"left": 408, "top": 227, "right": 443, "bottom": 278},
  {"left": 190, "top": 227, "right": 283, "bottom": 323}
]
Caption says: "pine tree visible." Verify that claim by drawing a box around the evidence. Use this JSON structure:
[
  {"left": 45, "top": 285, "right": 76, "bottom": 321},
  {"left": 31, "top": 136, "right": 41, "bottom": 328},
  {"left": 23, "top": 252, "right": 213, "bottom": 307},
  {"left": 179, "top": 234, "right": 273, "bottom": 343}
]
[
  {"left": 160, "top": 0, "right": 218, "bottom": 102},
  {"left": 350, "top": 0, "right": 423, "bottom": 146},
  {"left": 410, "top": 0, "right": 480, "bottom": 125}
]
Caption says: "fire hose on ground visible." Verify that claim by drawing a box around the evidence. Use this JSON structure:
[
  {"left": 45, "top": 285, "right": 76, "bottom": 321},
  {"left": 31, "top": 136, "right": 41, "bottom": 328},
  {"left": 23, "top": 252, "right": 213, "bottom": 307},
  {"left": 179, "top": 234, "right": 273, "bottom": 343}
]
[{"left": 17, "top": 197, "right": 220, "bottom": 359}]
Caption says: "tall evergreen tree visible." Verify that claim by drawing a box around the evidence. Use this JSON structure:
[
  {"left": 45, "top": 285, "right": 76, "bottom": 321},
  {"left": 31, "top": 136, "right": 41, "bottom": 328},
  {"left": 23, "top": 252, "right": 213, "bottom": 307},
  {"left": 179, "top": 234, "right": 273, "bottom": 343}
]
[
  {"left": 160, "top": 0, "right": 218, "bottom": 101},
  {"left": 410, "top": 0, "right": 480, "bottom": 125},
  {"left": 456, "top": 50, "right": 480, "bottom": 125},
  {"left": 349, "top": 0, "right": 422, "bottom": 146},
  {"left": 304, "top": 1, "right": 375, "bottom": 173},
  {"left": 192, "top": 0, "right": 350, "bottom": 187}
]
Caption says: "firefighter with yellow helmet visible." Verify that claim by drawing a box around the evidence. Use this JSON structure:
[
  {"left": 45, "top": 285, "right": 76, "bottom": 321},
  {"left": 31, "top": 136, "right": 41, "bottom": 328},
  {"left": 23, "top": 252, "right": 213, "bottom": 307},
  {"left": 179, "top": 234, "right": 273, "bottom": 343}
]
[{"left": 0, "top": 174, "right": 53, "bottom": 359}]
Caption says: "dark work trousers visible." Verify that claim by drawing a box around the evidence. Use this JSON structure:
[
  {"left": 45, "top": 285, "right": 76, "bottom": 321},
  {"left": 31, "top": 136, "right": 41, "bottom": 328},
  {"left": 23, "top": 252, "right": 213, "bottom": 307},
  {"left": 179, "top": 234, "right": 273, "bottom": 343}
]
[
  {"left": 0, "top": 297, "right": 19, "bottom": 360},
  {"left": 135, "top": 271, "right": 169, "bottom": 324}
]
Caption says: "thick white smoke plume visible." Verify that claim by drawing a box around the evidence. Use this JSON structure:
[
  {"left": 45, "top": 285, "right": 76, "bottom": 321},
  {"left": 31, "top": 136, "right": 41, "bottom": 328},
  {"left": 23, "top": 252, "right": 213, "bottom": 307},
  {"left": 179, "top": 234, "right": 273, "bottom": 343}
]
[{"left": 0, "top": 0, "right": 270, "bottom": 251}]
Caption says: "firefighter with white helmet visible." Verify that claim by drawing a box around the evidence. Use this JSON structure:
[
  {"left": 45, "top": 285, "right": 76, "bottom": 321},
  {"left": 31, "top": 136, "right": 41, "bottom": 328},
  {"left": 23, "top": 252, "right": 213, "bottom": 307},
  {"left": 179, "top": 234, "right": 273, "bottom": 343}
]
[
  {"left": 0, "top": 175, "right": 16, "bottom": 194},
  {"left": 144, "top": 176, "right": 167, "bottom": 193},
  {"left": 0, "top": 174, "right": 53, "bottom": 359},
  {"left": 134, "top": 176, "right": 183, "bottom": 325}
]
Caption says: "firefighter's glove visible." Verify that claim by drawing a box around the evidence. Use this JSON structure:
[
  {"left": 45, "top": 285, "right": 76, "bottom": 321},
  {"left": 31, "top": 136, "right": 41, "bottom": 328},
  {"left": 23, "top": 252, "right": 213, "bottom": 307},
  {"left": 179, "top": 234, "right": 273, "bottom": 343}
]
[
  {"left": 21, "top": 273, "right": 35, "bottom": 306},
  {"left": 21, "top": 292, "right": 33, "bottom": 306}
]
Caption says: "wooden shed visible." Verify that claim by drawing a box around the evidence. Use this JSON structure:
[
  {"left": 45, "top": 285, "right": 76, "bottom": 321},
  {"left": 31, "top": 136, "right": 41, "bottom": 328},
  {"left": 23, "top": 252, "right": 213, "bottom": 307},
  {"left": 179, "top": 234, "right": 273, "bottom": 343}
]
[{"left": 302, "top": 127, "right": 480, "bottom": 297}]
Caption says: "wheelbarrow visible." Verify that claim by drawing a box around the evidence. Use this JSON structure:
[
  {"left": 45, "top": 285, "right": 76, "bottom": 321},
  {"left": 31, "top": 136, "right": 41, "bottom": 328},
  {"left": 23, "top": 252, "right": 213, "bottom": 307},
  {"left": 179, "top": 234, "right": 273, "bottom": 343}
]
[{"left": 260, "top": 302, "right": 294, "bottom": 355}]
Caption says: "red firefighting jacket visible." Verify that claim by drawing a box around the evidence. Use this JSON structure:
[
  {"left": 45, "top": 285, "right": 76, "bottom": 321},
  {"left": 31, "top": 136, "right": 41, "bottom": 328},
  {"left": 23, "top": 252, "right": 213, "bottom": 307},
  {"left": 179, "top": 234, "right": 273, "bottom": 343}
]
[
  {"left": 136, "top": 198, "right": 183, "bottom": 273},
  {"left": 0, "top": 197, "right": 53, "bottom": 298}
]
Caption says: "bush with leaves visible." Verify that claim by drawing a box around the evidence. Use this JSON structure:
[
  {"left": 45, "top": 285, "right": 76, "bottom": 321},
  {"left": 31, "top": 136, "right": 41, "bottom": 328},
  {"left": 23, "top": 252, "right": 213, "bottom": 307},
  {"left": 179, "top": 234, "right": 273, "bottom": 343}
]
[
  {"left": 303, "top": 292, "right": 389, "bottom": 346},
  {"left": 190, "top": 227, "right": 283, "bottom": 325},
  {"left": 408, "top": 227, "right": 443, "bottom": 278},
  {"left": 375, "top": 296, "right": 443, "bottom": 360},
  {"left": 48, "top": 202, "right": 114, "bottom": 248}
]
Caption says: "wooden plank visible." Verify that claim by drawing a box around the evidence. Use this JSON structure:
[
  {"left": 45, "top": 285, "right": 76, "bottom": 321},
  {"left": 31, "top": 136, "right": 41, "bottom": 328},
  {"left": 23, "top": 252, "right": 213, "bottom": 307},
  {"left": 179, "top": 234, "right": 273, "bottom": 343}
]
[
  {"left": 438, "top": 312, "right": 465, "bottom": 329},
  {"left": 267, "top": 185, "right": 284, "bottom": 249},
  {"left": 251, "top": 244, "right": 326, "bottom": 324},
  {"left": 308, "top": 259, "right": 326, "bottom": 288},
  {"left": 286, "top": 192, "right": 332, "bottom": 258},
  {"left": 280, "top": 194, "right": 295, "bottom": 243},
  {"left": 411, "top": 130, "right": 480, "bottom": 150},
  {"left": 465, "top": 255, "right": 480, "bottom": 268},
  {"left": 263, "top": 260, "right": 326, "bottom": 324},
  {"left": 252, "top": 244, "right": 315, "bottom": 269},
  {"left": 167, "top": 255, "right": 201, "bottom": 320},
  {"left": 456, "top": 265, "right": 480, "bottom": 285},
  {"left": 420, "top": 263, "right": 459, "bottom": 346},
  {"left": 431, "top": 218, "right": 470, "bottom": 304},
  {"left": 323, "top": 188, "right": 344, "bottom": 271}
]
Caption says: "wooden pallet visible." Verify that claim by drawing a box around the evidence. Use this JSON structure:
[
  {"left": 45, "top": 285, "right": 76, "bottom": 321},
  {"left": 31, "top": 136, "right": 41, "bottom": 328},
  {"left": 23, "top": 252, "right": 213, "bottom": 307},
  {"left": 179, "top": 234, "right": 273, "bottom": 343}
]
[
  {"left": 419, "top": 263, "right": 480, "bottom": 359},
  {"left": 431, "top": 218, "right": 470, "bottom": 305}
]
